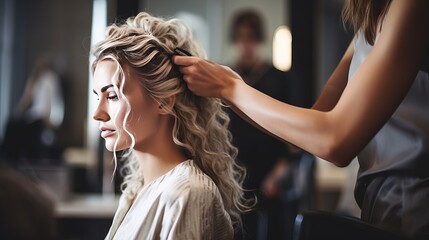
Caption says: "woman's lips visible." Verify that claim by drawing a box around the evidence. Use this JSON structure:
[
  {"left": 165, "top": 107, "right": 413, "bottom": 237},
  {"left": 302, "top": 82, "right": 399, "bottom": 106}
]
[{"left": 100, "top": 127, "right": 116, "bottom": 138}]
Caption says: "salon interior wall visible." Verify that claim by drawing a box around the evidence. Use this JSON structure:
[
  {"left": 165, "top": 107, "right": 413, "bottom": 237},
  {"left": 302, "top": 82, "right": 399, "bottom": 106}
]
[
  {"left": 0, "top": 0, "right": 93, "bottom": 148},
  {"left": 141, "top": 0, "right": 288, "bottom": 65},
  {"left": 313, "top": 0, "right": 356, "bottom": 213},
  {"left": 0, "top": 0, "right": 11, "bottom": 142},
  {"left": 314, "top": 0, "right": 353, "bottom": 95}
]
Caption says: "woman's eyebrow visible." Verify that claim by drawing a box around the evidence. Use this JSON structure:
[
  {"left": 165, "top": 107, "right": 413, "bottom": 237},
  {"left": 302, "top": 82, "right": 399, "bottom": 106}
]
[
  {"left": 93, "top": 84, "right": 114, "bottom": 95},
  {"left": 101, "top": 84, "right": 114, "bottom": 93}
]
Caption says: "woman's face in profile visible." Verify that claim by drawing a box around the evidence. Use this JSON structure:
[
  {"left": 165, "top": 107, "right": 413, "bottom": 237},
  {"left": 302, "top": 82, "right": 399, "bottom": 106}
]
[{"left": 92, "top": 60, "right": 163, "bottom": 152}]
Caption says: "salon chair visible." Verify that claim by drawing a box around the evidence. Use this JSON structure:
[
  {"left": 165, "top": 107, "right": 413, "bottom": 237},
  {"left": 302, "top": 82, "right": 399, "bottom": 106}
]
[
  {"left": 293, "top": 210, "right": 408, "bottom": 240},
  {"left": 275, "top": 151, "right": 317, "bottom": 240}
]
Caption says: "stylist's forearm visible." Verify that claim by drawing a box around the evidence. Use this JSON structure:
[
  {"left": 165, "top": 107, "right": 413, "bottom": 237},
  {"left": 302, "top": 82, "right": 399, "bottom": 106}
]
[
  {"left": 174, "top": 56, "right": 353, "bottom": 165},
  {"left": 224, "top": 80, "right": 342, "bottom": 164}
]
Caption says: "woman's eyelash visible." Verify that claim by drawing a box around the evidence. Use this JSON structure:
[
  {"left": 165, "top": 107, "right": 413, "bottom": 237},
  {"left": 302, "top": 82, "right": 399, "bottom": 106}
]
[
  {"left": 94, "top": 91, "right": 118, "bottom": 101},
  {"left": 107, "top": 95, "right": 118, "bottom": 100}
]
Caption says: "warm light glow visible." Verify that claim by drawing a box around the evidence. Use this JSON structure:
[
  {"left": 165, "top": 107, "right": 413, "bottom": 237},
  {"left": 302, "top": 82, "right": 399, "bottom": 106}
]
[{"left": 273, "top": 26, "right": 292, "bottom": 72}]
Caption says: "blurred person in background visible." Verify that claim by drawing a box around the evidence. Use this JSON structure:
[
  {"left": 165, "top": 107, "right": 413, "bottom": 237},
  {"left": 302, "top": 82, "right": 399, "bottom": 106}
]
[
  {"left": 227, "top": 9, "right": 300, "bottom": 240},
  {"left": 1, "top": 54, "right": 64, "bottom": 165}
]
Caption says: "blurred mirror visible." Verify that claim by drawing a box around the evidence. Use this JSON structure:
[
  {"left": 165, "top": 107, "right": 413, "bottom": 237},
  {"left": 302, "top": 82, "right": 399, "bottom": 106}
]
[{"left": 143, "top": 0, "right": 288, "bottom": 64}]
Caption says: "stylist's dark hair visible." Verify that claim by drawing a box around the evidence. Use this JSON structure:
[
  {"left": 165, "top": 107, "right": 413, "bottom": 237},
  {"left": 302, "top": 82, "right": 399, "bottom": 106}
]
[
  {"left": 229, "top": 9, "right": 266, "bottom": 43},
  {"left": 342, "top": 0, "right": 391, "bottom": 46}
]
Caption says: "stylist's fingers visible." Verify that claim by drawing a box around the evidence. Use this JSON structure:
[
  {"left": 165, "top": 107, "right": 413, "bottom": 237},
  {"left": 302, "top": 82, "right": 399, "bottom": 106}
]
[
  {"left": 179, "top": 64, "right": 196, "bottom": 76},
  {"left": 172, "top": 55, "right": 241, "bottom": 98},
  {"left": 180, "top": 67, "right": 194, "bottom": 84},
  {"left": 178, "top": 58, "right": 214, "bottom": 82},
  {"left": 180, "top": 65, "right": 212, "bottom": 94},
  {"left": 179, "top": 65, "right": 199, "bottom": 84},
  {"left": 172, "top": 55, "right": 199, "bottom": 66}
]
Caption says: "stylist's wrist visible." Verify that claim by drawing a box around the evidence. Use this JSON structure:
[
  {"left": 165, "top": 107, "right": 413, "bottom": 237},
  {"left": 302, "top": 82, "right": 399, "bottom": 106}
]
[{"left": 220, "top": 75, "right": 243, "bottom": 104}]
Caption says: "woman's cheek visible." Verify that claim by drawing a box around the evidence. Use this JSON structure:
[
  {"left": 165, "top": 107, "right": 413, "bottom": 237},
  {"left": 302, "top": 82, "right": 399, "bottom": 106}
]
[{"left": 112, "top": 103, "right": 127, "bottom": 127}]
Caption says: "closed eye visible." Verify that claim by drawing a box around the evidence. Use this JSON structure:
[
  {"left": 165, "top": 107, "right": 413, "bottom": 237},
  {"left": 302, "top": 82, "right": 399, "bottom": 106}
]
[{"left": 107, "top": 95, "right": 118, "bottom": 101}]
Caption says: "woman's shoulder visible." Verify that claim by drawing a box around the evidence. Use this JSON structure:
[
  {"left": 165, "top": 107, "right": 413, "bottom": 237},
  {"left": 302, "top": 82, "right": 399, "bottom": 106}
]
[{"left": 161, "top": 160, "right": 222, "bottom": 203}]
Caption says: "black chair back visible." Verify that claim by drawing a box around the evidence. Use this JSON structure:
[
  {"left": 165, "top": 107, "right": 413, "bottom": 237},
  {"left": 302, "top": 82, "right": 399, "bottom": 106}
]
[{"left": 293, "top": 210, "right": 408, "bottom": 240}]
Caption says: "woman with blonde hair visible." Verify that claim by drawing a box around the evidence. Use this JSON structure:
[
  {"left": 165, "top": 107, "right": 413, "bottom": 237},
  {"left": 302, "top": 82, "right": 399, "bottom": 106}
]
[{"left": 91, "top": 12, "right": 248, "bottom": 239}]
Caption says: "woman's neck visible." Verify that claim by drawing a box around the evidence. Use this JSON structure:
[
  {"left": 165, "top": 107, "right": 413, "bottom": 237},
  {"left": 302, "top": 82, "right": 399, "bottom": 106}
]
[{"left": 133, "top": 126, "right": 187, "bottom": 185}]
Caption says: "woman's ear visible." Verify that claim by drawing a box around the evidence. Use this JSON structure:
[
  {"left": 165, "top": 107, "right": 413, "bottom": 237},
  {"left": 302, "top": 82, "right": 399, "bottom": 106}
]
[{"left": 158, "top": 95, "right": 176, "bottom": 114}]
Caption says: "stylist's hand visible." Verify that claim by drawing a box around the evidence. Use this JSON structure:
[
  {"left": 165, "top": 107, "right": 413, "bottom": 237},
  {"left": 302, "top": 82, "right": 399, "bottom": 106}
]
[{"left": 173, "top": 56, "right": 243, "bottom": 99}]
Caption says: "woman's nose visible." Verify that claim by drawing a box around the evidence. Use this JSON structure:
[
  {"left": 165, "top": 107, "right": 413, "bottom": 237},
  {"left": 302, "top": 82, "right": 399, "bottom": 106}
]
[{"left": 93, "top": 103, "right": 110, "bottom": 122}]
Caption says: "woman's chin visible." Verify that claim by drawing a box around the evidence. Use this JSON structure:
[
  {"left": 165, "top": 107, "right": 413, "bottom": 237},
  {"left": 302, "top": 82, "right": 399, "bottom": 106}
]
[
  {"left": 105, "top": 145, "right": 114, "bottom": 152},
  {"left": 104, "top": 141, "right": 128, "bottom": 152}
]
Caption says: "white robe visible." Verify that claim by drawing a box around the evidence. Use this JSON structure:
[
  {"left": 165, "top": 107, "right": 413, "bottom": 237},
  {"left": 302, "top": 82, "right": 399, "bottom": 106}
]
[{"left": 105, "top": 160, "right": 234, "bottom": 240}]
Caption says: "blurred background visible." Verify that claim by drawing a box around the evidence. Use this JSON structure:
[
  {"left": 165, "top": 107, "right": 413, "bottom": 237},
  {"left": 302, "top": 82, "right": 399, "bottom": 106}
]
[{"left": 0, "top": 0, "right": 357, "bottom": 239}]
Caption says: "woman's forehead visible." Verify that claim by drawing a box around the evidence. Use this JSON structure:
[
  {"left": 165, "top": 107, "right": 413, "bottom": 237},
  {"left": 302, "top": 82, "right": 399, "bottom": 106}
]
[
  {"left": 94, "top": 59, "right": 116, "bottom": 78},
  {"left": 94, "top": 59, "right": 145, "bottom": 94},
  {"left": 93, "top": 59, "right": 123, "bottom": 87}
]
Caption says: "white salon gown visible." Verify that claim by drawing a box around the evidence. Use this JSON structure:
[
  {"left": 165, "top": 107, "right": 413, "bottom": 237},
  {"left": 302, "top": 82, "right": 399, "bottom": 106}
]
[{"left": 105, "top": 160, "right": 234, "bottom": 240}]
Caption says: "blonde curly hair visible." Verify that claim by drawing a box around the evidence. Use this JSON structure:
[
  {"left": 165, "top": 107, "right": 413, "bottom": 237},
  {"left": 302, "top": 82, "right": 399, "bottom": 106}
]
[{"left": 91, "top": 12, "right": 250, "bottom": 230}]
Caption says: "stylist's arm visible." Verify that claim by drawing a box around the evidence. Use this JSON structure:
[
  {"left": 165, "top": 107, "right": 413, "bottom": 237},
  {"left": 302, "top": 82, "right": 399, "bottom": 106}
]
[
  {"left": 173, "top": 0, "right": 428, "bottom": 168},
  {"left": 173, "top": 55, "right": 344, "bottom": 165}
]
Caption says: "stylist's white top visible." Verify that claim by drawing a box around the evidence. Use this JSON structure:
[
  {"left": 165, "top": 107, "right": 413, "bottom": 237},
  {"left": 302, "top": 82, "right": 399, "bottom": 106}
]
[{"left": 105, "top": 160, "right": 234, "bottom": 240}]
